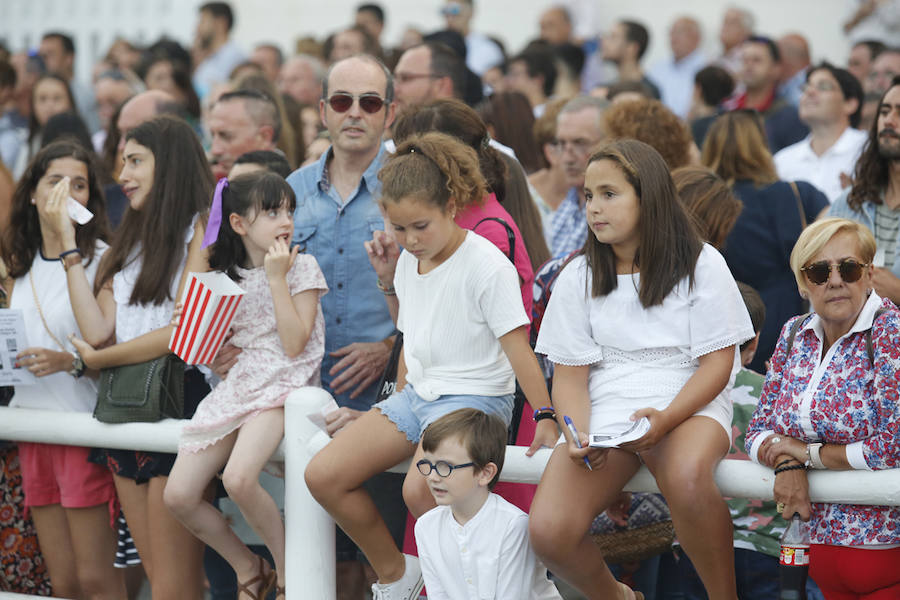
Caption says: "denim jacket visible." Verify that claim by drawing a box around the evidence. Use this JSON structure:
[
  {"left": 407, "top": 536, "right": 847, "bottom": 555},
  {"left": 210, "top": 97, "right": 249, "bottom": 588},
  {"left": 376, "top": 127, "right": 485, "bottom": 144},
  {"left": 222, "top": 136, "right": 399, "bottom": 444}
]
[
  {"left": 829, "top": 188, "right": 900, "bottom": 279},
  {"left": 287, "top": 144, "right": 394, "bottom": 410}
]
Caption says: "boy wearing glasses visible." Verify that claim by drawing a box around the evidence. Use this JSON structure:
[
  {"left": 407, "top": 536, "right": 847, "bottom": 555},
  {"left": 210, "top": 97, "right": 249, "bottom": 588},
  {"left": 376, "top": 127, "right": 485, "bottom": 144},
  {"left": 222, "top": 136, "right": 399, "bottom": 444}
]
[{"left": 414, "top": 409, "right": 562, "bottom": 600}]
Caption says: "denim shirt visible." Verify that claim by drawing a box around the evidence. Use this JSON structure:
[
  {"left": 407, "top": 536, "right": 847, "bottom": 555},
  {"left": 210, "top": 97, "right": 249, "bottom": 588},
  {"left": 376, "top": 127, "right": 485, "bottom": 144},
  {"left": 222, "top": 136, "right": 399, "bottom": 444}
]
[
  {"left": 829, "top": 188, "right": 900, "bottom": 279},
  {"left": 287, "top": 144, "right": 394, "bottom": 410}
]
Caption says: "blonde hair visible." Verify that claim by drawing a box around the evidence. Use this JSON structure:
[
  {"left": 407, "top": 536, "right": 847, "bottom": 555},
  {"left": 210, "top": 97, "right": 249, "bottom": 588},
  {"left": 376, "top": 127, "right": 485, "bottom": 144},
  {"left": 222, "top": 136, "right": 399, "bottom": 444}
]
[
  {"left": 701, "top": 110, "right": 777, "bottom": 186},
  {"left": 790, "top": 217, "right": 876, "bottom": 295}
]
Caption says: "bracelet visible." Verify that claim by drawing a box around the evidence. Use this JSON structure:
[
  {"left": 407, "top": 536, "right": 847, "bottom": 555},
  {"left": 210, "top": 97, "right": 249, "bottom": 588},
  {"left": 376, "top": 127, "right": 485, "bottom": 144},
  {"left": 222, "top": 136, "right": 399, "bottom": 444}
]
[
  {"left": 375, "top": 278, "right": 396, "bottom": 295},
  {"left": 533, "top": 406, "right": 556, "bottom": 422},
  {"left": 774, "top": 464, "right": 807, "bottom": 475},
  {"left": 775, "top": 458, "right": 800, "bottom": 469},
  {"left": 807, "top": 442, "right": 826, "bottom": 470},
  {"left": 58, "top": 248, "right": 83, "bottom": 259}
]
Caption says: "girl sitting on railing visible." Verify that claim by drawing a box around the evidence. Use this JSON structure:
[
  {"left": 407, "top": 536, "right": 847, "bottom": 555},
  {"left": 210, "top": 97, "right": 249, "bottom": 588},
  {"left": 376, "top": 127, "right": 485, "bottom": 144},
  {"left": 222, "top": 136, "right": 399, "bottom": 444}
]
[{"left": 163, "top": 171, "right": 327, "bottom": 600}]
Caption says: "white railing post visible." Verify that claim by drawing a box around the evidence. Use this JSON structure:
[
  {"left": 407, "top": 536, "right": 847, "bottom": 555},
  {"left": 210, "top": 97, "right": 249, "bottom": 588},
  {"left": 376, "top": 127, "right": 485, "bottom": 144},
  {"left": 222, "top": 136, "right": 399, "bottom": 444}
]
[{"left": 283, "top": 388, "right": 337, "bottom": 600}]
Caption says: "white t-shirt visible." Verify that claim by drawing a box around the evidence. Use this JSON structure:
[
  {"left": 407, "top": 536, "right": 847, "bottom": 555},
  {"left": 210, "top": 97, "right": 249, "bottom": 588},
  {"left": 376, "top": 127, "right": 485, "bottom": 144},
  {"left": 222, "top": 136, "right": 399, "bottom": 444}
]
[
  {"left": 535, "top": 244, "right": 754, "bottom": 437},
  {"left": 774, "top": 127, "right": 868, "bottom": 203},
  {"left": 10, "top": 242, "right": 108, "bottom": 412},
  {"left": 113, "top": 216, "right": 196, "bottom": 343},
  {"left": 414, "top": 493, "right": 563, "bottom": 600},
  {"left": 395, "top": 231, "right": 528, "bottom": 401}
]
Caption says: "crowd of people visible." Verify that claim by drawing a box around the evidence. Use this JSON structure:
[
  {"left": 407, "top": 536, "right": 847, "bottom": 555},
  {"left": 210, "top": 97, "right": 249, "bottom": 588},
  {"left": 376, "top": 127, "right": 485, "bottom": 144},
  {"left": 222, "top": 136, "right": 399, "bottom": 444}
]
[{"left": 1, "top": 1, "right": 899, "bottom": 599}]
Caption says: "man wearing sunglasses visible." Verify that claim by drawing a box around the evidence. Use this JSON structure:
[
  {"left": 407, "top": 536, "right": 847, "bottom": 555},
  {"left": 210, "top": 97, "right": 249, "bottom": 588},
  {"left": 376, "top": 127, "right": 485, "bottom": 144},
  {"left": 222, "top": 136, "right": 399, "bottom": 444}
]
[
  {"left": 286, "top": 54, "right": 403, "bottom": 596},
  {"left": 830, "top": 76, "right": 900, "bottom": 304}
]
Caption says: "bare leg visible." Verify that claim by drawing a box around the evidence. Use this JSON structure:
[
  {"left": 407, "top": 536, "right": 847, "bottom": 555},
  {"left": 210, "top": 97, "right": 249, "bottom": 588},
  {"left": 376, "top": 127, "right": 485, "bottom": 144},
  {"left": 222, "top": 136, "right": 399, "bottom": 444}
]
[
  {"left": 113, "top": 475, "right": 153, "bottom": 580},
  {"left": 147, "top": 476, "right": 206, "bottom": 600},
  {"left": 641, "top": 416, "right": 737, "bottom": 600},
  {"left": 163, "top": 432, "right": 266, "bottom": 598},
  {"left": 529, "top": 444, "right": 641, "bottom": 600},
  {"left": 305, "top": 409, "right": 416, "bottom": 584},
  {"left": 66, "top": 505, "right": 126, "bottom": 600},
  {"left": 223, "top": 409, "right": 287, "bottom": 588},
  {"left": 31, "top": 504, "right": 81, "bottom": 599},
  {"left": 401, "top": 443, "right": 436, "bottom": 519}
]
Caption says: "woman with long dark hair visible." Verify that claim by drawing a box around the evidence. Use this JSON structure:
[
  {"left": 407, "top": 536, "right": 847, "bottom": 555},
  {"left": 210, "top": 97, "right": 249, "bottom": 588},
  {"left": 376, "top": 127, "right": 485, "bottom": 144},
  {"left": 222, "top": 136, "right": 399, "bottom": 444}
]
[
  {"left": 66, "top": 116, "right": 214, "bottom": 599},
  {"left": 1, "top": 140, "right": 123, "bottom": 598}
]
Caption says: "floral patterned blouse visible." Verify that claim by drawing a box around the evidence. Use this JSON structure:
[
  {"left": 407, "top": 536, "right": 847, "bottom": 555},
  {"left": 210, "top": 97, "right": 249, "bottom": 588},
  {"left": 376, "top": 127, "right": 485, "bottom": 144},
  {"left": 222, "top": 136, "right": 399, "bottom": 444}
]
[{"left": 746, "top": 292, "right": 900, "bottom": 547}]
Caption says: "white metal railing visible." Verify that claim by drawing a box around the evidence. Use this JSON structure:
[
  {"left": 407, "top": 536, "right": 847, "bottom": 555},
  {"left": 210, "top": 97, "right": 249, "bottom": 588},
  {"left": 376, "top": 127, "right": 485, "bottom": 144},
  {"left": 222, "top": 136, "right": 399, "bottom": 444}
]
[{"left": 3, "top": 388, "right": 900, "bottom": 599}]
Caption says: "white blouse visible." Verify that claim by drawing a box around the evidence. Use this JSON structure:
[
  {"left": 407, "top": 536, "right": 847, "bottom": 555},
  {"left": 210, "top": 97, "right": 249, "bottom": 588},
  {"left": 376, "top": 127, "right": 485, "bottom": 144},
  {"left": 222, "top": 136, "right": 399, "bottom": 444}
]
[
  {"left": 10, "top": 242, "right": 107, "bottom": 412},
  {"left": 113, "top": 216, "right": 196, "bottom": 343},
  {"left": 535, "top": 244, "right": 754, "bottom": 433}
]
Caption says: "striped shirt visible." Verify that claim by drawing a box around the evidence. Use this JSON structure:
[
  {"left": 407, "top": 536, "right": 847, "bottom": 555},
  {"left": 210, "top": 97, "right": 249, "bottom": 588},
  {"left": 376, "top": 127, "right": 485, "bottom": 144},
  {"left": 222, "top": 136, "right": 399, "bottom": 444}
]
[{"left": 874, "top": 203, "right": 900, "bottom": 270}]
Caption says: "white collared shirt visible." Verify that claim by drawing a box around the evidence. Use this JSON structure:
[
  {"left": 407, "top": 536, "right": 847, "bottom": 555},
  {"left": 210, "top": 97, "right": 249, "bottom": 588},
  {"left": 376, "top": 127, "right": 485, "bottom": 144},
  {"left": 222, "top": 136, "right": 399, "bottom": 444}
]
[
  {"left": 774, "top": 127, "right": 868, "bottom": 203},
  {"left": 414, "top": 493, "right": 562, "bottom": 600}
]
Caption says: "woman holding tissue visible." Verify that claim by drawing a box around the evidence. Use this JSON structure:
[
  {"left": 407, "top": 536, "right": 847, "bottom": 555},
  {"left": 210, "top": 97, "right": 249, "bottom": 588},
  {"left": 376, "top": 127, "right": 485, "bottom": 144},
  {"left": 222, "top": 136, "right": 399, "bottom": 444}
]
[
  {"left": 0, "top": 140, "right": 125, "bottom": 598},
  {"left": 529, "top": 140, "right": 754, "bottom": 600},
  {"left": 65, "top": 116, "right": 214, "bottom": 599}
]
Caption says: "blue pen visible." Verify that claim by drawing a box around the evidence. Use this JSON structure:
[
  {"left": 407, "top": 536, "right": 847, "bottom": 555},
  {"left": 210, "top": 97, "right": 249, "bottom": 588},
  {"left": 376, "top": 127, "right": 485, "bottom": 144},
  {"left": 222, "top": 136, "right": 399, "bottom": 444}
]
[{"left": 563, "top": 416, "right": 592, "bottom": 471}]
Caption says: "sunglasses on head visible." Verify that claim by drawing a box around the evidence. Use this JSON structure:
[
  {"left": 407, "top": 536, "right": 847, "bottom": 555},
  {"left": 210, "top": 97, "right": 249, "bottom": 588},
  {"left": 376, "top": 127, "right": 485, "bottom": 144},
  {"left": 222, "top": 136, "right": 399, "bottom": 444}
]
[
  {"left": 327, "top": 92, "right": 385, "bottom": 114},
  {"left": 801, "top": 259, "right": 869, "bottom": 286}
]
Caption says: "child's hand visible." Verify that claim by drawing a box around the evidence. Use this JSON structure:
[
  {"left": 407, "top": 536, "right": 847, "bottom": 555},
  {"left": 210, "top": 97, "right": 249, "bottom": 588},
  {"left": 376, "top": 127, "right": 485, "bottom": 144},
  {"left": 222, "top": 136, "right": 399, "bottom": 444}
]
[
  {"left": 264, "top": 238, "right": 299, "bottom": 282},
  {"left": 526, "top": 418, "right": 560, "bottom": 456},
  {"left": 41, "top": 176, "right": 77, "bottom": 244},
  {"left": 568, "top": 432, "right": 609, "bottom": 470},
  {"left": 67, "top": 335, "right": 101, "bottom": 369},
  {"left": 619, "top": 407, "right": 672, "bottom": 454},
  {"left": 170, "top": 303, "right": 184, "bottom": 328},
  {"left": 364, "top": 230, "right": 400, "bottom": 288}
]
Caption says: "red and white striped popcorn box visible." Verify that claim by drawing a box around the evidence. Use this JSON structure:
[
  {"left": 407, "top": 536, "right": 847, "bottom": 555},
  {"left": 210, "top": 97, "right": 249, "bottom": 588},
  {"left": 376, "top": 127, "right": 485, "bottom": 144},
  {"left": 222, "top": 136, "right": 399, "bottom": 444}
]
[{"left": 169, "top": 272, "right": 246, "bottom": 365}]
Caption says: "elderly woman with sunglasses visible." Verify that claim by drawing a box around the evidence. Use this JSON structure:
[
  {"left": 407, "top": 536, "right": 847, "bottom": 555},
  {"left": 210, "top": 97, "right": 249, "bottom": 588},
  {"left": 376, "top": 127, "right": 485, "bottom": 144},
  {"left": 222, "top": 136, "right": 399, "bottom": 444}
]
[{"left": 745, "top": 217, "right": 900, "bottom": 599}]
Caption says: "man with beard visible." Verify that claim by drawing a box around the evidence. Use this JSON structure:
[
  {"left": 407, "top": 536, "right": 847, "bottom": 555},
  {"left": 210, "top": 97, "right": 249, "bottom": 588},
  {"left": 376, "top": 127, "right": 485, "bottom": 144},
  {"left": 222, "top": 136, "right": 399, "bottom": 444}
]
[
  {"left": 192, "top": 2, "right": 245, "bottom": 100},
  {"left": 830, "top": 76, "right": 900, "bottom": 303}
]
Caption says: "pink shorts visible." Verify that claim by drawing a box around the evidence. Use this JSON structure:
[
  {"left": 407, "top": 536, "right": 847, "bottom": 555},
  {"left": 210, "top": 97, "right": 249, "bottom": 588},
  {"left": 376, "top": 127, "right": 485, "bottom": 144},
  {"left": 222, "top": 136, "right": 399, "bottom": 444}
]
[{"left": 17, "top": 442, "right": 118, "bottom": 524}]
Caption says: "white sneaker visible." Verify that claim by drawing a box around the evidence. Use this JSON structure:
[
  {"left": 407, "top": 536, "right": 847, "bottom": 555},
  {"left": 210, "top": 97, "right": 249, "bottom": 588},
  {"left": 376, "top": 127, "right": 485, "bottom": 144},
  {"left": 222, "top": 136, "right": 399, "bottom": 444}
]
[{"left": 370, "top": 554, "right": 424, "bottom": 600}]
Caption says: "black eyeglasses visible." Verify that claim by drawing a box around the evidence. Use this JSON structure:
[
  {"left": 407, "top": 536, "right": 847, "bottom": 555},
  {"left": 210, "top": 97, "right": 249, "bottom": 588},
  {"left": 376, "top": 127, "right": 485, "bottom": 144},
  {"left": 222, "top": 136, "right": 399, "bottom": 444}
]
[
  {"left": 327, "top": 92, "right": 386, "bottom": 114},
  {"left": 416, "top": 459, "right": 475, "bottom": 478},
  {"left": 801, "top": 259, "right": 869, "bottom": 285}
]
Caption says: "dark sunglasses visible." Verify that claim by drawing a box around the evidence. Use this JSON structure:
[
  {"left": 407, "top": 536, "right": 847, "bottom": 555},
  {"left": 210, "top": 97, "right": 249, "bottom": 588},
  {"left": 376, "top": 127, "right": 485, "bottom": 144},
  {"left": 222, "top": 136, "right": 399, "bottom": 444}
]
[
  {"left": 327, "top": 92, "right": 385, "bottom": 114},
  {"left": 801, "top": 259, "right": 869, "bottom": 285}
]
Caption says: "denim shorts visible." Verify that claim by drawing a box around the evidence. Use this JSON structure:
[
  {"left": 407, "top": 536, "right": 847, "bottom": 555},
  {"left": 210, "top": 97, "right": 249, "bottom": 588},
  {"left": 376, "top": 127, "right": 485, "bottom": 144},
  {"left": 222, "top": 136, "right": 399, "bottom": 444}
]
[{"left": 374, "top": 384, "right": 514, "bottom": 443}]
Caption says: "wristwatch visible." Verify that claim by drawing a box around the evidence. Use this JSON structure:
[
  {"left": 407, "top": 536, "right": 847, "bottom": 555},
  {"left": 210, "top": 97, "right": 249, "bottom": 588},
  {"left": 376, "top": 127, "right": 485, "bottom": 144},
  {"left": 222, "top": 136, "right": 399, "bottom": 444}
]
[
  {"left": 806, "top": 442, "right": 826, "bottom": 469},
  {"left": 68, "top": 353, "right": 86, "bottom": 378}
]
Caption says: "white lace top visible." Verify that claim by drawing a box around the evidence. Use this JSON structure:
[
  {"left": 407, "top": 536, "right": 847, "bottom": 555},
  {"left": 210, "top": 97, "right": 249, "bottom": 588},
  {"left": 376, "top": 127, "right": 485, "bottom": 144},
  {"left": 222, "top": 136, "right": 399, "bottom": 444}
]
[
  {"left": 535, "top": 244, "right": 755, "bottom": 433},
  {"left": 113, "top": 215, "right": 196, "bottom": 343}
]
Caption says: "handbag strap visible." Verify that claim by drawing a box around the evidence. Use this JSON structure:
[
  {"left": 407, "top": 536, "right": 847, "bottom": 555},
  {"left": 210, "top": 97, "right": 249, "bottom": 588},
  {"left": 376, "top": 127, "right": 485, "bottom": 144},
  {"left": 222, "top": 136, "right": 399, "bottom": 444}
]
[
  {"left": 29, "top": 270, "right": 66, "bottom": 352},
  {"left": 789, "top": 181, "right": 807, "bottom": 230}
]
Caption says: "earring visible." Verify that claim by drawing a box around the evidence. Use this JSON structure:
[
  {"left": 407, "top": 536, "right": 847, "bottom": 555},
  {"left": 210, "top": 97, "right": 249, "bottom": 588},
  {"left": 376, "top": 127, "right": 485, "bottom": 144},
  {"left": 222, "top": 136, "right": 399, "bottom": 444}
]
[{"left": 30, "top": 198, "right": 36, "bottom": 205}]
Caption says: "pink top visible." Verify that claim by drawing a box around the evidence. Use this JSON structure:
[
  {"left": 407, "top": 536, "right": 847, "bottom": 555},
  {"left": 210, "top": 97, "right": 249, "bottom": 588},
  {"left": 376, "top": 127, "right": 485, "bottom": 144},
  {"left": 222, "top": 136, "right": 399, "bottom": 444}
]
[{"left": 456, "top": 193, "right": 534, "bottom": 323}]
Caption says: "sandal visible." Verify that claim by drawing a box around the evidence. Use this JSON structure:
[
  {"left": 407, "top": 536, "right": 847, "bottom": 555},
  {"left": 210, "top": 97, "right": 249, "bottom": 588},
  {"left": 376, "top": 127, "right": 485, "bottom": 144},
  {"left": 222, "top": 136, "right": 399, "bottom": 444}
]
[
  {"left": 619, "top": 582, "right": 645, "bottom": 600},
  {"left": 238, "top": 555, "right": 276, "bottom": 600}
]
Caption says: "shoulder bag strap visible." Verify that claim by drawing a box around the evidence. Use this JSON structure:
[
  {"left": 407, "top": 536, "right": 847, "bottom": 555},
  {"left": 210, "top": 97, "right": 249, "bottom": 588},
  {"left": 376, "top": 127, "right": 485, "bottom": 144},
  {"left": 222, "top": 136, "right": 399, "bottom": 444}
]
[
  {"left": 29, "top": 270, "right": 66, "bottom": 352},
  {"left": 789, "top": 181, "right": 807, "bottom": 230},
  {"left": 473, "top": 217, "right": 516, "bottom": 264}
]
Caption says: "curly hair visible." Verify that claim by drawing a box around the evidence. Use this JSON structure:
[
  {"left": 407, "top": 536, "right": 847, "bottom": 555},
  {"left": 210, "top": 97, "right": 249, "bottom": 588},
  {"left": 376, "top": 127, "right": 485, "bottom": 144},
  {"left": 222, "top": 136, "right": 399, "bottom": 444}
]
[
  {"left": 379, "top": 132, "right": 487, "bottom": 212},
  {"left": 602, "top": 99, "right": 693, "bottom": 170}
]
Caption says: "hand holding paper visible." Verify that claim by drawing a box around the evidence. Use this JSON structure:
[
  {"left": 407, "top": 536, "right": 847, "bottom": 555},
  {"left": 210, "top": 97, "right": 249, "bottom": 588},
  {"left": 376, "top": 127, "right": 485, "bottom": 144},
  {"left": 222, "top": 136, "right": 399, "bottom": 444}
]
[{"left": 588, "top": 417, "right": 652, "bottom": 448}]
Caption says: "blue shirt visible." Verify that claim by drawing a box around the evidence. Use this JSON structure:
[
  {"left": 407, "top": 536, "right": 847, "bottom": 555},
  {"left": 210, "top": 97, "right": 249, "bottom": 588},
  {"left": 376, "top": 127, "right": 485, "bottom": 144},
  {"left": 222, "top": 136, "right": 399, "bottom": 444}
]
[
  {"left": 287, "top": 144, "right": 394, "bottom": 411},
  {"left": 549, "top": 187, "right": 588, "bottom": 258}
]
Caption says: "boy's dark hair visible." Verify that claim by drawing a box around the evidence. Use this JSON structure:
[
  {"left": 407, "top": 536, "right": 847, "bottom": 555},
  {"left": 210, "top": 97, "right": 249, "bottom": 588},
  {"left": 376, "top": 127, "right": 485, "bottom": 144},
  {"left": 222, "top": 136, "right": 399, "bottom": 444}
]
[
  {"left": 421, "top": 409, "right": 507, "bottom": 490},
  {"left": 694, "top": 66, "right": 735, "bottom": 108},
  {"left": 208, "top": 171, "right": 297, "bottom": 281},
  {"left": 200, "top": 2, "right": 235, "bottom": 31},
  {"left": 42, "top": 32, "right": 75, "bottom": 55},
  {"left": 806, "top": 62, "right": 864, "bottom": 128},
  {"left": 511, "top": 46, "right": 558, "bottom": 98},
  {"left": 234, "top": 150, "right": 292, "bottom": 178},
  {"left": 357, "top": 3, "right": 385, "bottom": 24},
  {"left": 621, "top": 20, "right": 650, "bottom": 60},
  {"left": 737, "top": 282, "right": 765, "bottom": 352},
  {"left": 747, "top": 36, "right": 780, "bottom": 63}
]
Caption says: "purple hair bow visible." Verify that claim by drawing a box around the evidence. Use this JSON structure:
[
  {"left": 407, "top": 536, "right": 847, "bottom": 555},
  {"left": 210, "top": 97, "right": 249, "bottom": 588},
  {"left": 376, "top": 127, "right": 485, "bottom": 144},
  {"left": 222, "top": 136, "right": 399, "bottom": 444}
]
[{"left": 201, "top": 177, "right": 228, "bottom": 249}]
